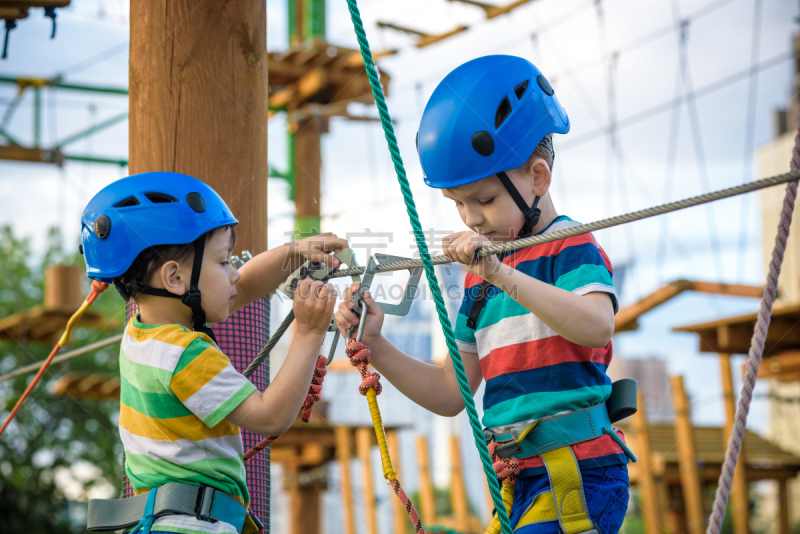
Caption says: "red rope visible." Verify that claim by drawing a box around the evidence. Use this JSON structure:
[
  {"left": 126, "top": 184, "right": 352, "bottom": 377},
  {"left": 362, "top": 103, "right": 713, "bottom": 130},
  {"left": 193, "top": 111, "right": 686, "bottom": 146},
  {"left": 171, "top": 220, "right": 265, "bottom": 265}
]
[
  {"left": 0, "top": 281, "right": 109, "bottom": 438},
  {"left": 489, "top": 442, "right": 520, "bottom": 484},
  {"left": 344, "top": 340, "right": 382, "bottom": 395},
  {"left": 390, "top": 478, "right": 425, "bottom": 533},
  {"left": 346, "top": 338, "right": 425, "bottom": 534},
  {"left": 244, "top": 355, "right": 327, "bottom": 462}
]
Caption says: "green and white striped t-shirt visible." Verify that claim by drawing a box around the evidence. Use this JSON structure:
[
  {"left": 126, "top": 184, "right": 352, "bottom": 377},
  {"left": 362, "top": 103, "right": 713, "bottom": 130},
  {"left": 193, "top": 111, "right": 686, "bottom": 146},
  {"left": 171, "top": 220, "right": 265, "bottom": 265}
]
[{"left": 120, "top": 315, "right": 257, "bottom": 534}]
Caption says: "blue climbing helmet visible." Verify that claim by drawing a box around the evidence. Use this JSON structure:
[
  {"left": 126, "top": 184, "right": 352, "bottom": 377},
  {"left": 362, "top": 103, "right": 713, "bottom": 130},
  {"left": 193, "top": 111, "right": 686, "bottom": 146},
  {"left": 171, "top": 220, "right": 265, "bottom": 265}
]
[
  {"left": 81, "top": 172, "right": 238, "bottom": 340},
  {"left": 417, "top": 55, "right": 570, "bottom": 238}
]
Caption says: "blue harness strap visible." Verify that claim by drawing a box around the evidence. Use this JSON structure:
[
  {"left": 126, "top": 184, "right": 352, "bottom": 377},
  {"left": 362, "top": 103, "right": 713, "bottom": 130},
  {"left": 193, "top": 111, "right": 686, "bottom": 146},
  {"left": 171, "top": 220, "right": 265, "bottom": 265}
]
[{"left": 129, "top": 487, "right": 158, "bottom": 534}]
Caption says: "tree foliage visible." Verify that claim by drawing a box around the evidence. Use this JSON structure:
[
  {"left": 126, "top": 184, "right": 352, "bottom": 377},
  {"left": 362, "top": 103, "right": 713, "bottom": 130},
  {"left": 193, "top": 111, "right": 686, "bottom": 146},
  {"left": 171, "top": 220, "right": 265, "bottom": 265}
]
[{"left": 0, "top": 225, "right": 125, "bottom": 533}]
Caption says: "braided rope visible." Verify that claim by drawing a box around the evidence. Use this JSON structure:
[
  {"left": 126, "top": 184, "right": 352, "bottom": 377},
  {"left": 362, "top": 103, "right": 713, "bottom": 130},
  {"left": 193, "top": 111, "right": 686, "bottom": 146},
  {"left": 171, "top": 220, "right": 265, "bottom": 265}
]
[
  {"left": 484, "top": 443, "right": 520, "bottom": 534},
  {"left": 706, "top": 124, "right": 800, "bottom": 533},
  {"left": 328, "top": 168, "right": 800, "bottom": 279},
  {"left": 346, "top": 339, "right": 425, "bottom": 533},
  {"left": 0, "top": 281, "right": 110, "bottom": 438},
  {"left": 344, "top": 1, "right": 513, "bottom": 531},
  {"left": 243, "top": 355, "right": 327, "bottom": 462}
]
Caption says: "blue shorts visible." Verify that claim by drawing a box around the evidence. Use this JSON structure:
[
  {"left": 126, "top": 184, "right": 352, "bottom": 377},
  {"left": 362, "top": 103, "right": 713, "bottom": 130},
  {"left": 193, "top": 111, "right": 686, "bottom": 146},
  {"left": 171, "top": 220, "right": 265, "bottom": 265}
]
[{"left": 510, "top": 464, "right": 629, "bottom": 534}]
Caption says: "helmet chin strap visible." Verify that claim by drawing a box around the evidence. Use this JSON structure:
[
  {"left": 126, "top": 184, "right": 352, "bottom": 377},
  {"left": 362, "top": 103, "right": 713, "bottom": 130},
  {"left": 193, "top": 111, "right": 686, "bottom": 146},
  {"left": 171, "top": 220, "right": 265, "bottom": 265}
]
[
  {"left": 136, "top": 235, "right": 218, "bottom": 343},
  {"left": 465, "top": 171, "right": 542, "bottom": 330},
  {"left": 495, "top": 171, "right": 541, "bottom": 239}
]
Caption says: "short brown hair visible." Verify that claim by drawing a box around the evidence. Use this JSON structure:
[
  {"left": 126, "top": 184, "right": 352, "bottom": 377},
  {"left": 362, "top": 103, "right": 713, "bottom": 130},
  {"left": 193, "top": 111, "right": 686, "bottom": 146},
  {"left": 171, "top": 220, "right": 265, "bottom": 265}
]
[
  {"left": 112, "top": 225, "right": 236, "bottom": 301},
  {"left": 526, "top": 134, "right": 554, "bottom": 171}
]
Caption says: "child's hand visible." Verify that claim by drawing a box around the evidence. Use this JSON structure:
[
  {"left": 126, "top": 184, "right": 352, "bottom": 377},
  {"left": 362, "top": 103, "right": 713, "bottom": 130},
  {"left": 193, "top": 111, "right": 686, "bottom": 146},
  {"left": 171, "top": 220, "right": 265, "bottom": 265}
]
[
  {"left": 293, "top": 279, "right": 337, "bottom": 336},
  {"left": 289, "top": 232, "right": 349, "bottom": 269},
  {"left": 335, "top": 281, "right": 384, "bottom": 346},
  {"left": 442, "top": 231, "right": 501, "bottom": 280}
]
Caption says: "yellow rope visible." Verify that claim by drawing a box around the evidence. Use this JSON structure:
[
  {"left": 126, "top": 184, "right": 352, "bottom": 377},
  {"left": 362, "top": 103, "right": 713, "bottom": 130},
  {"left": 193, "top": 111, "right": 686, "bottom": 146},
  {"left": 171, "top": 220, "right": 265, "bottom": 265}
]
[{"left": 366, "top": 387, "right": 396, "bottom": 480}]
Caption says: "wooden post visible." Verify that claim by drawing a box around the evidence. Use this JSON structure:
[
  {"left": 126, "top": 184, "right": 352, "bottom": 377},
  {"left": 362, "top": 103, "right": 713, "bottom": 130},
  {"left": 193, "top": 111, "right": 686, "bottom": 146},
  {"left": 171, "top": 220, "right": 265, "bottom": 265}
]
[
  {"left": 128, "top": 0, "right": 268, "bottom": 257},
  {"left": 284, "top": 464, "right": 322, "bottom": 534},
  {"left": 719, "top": 354, "right": 750, "bottom": 534},
  {"left": 450, "top": 435, "right": 470, "bottom": 532},
  {"left": 387, "top": 429, "right": 406, "bottom": 534},
  {"left": 631, "top": 391, "right": 664, "bottom": 534},
  {"left": 669, "top": 375, "right": 705, "bottom": 534},
  {"left": 335, "top": 427, "right": 356, "bottom": 534},
  {"left": 44, "top": 265, "right": 84, "bottom": 311},
  {"left": 357, "top": 427, "right": 378, "bottom": 534},
  {"left": 292, "top": 117, "right": 324, "bottom": 236},
  {"left": 777, "top": 478, "right": 790, "bottom": 534},
  {"left": 416, "top": 436, "right": 437, "bottom": 525}
]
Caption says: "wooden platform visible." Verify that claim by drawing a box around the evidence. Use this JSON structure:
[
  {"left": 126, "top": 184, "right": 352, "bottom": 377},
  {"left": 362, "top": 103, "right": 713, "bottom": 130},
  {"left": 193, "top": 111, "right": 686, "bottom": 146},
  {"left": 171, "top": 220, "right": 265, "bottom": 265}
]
[
  {"left": 623, "top": 423, "right": 800, "bottom": 484},
  {"left": 268, "top": 42, "right": 392, "bottom": 123},
  {"left": 0, "top": 305, "right": 120, "bottom": 344}
]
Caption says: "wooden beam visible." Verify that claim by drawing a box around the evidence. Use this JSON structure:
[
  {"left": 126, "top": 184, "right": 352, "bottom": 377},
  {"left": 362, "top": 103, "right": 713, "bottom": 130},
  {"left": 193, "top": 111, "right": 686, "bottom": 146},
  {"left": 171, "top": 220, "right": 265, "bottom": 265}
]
[
  {"left": 755, "top": 351, "right": 800, "bottom": 379},
  {"left": 617, "top": 280, "right": 763, "bottom": 333},
  {"left": 129, "top": 0, "right": 268, "bottom": 257},
  {"left": 0, "top": 144, "right": 61, "bottom": 164},
  {"left": 0, "top": 1, "right": 69, "bottom": 6},
  {"left": 335, "top": 427, "right": 356, "bottom": 534},
  {"left": 284, "top": 464, "right": 322, "bottom": 534},
  {"left": 485, "top": 0, "right": 536, "bottom": 18},
  {"left": 357, "top": 427, "right": 378, "bottom": 534},
  {"left": 293, "top": 116, "right": 323, "bottom": 234},
  {"left": 376, "top": 21, "right": 429, "bottom": 37},
  {"left": 0, "top": 7, "right": 28, "bottom": 19},
  {"left": 719, "top": 354, "right": 750, "bottom": 534},
  {"left": 778, "top": 478, "right": 790, "bottom": 534},
  {"left": 450, "top": 435, "right": 470, "bottom": 533},
  {"left": 631, "top": 391, "right": 664, "bottom": 534},
  {"left": 387, "top": 430, "right": 406, "bottom": 534},
  {"left": 669, "top": 375, "right": 705, "bottom": 534},
  {"left": 690, "top": 282, "right": 764, "bottom": 298},
  {"left": 416, "top": 436, "right": 437, "bottom": 525},
  {"left": 616, "top": 281, "right": 691, "bottom": 332},
  {"left": 417, "top": 26, "right": 469, "bottom": 48}
]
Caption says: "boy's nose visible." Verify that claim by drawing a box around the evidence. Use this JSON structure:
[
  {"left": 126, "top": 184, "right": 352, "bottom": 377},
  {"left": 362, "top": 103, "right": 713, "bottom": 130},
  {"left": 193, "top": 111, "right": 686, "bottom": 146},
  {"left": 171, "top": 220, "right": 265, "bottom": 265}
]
[{"left": 464, "top": 206, "right": 484, "bottom": 229}]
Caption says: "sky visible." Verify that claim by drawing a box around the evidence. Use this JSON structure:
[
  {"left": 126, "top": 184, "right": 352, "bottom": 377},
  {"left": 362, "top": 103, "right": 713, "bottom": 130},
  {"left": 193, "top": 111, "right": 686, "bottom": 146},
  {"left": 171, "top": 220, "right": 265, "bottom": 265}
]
[{"left": 0, "top": 0, "right": 798, "bottom": 498}]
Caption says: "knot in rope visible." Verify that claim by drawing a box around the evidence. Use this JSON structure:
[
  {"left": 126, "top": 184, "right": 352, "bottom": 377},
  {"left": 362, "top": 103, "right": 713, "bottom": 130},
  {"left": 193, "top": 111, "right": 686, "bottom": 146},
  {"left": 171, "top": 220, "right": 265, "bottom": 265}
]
[
  {"left": 301, "top": 356, "right": 327, "bottom": 422},
  {"left": 489, "top": 442, "right": 520, "bottom": 483},
  {"left": 346, "top": 339, "right": 383, "bottom": 396}
]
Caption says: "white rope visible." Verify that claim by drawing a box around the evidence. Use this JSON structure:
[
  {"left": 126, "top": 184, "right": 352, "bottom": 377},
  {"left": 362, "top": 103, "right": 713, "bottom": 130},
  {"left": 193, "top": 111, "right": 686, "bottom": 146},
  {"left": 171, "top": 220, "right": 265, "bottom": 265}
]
[
  {"left": 0, "top": 334, "right": 122, "bottom": 383},
  {"left": 330, "top": 168, "right": 800, "bottom": 278},
  {"left": 706, "top": 121, "right": 800, "bottom": 534}
]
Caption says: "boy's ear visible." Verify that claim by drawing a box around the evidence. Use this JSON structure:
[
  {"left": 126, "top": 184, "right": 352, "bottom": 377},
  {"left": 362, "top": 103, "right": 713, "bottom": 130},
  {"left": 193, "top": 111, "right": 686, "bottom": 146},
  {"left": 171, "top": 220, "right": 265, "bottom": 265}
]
[
  {"left": 529, "top": 158, "right": 552, "bottom": 197},
  {"left": 159, "top": 261, "right": 187, "bottom": 296}
]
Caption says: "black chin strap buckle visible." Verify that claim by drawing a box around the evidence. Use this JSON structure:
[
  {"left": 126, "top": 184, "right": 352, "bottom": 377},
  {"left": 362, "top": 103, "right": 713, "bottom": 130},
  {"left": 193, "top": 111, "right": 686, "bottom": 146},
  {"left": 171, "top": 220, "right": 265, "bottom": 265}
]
[{"left": 181, "top": 288, "right": 203, "bottom": 310}]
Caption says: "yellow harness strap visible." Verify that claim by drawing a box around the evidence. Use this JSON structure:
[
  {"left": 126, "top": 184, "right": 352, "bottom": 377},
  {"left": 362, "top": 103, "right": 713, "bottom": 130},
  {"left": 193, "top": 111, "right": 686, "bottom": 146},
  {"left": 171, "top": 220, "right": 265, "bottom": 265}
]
[
  {"left": 515, "top": 446, "right": 593, "bottom": 534},
  {"left": 242, "top": 514, "right": 262, "bottom": 534}
]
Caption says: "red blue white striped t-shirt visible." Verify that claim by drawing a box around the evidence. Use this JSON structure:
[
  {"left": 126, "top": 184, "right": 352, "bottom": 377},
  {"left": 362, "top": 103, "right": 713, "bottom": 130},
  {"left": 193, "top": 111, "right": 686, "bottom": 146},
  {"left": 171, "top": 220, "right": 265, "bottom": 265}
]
[{"left": 454, "top": 216, "right": 628, "bottom": 476}]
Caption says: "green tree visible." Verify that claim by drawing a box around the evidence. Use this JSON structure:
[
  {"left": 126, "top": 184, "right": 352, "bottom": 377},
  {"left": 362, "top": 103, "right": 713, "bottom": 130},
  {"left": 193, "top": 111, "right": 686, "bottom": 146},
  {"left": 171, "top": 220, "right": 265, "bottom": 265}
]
[{"left": 0, "top": 225, "right": 125, "bottom": 533}]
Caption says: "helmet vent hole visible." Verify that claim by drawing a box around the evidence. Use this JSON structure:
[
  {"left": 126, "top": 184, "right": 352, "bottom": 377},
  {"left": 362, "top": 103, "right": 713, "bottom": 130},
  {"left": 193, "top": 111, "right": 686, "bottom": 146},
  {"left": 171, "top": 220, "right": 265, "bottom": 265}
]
[
  {"left": 514, "top": 80, "right": 529, "bottom": 100},
  {"left": 495, "top": 97, "right": 512, "bottom": 129},
  {"left": 113, "top": 196, "right": 140, "bottom": 208},
  {"left": 144, "top": 192, "right": 178, "bottom": 204}
]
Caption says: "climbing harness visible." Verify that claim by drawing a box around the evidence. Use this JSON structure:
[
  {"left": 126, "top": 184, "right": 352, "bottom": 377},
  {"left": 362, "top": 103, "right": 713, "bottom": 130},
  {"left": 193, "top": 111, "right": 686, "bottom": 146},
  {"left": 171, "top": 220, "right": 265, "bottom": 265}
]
[
  {"left": 0, "top": 280, "right": 109, "bottom": 438},
  {"left": 87, "top": 482, "right": 262, "bottom": 534},
  {"left": 482, "top": 380, "right": 638, "bottom": 534}
]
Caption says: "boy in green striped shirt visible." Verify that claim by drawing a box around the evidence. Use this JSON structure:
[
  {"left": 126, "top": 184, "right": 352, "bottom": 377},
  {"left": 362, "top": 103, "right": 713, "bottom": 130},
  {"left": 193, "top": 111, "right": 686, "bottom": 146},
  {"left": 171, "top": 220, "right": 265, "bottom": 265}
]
[{"left": 82, "top": 173, "right": 345, "bottom": 534}]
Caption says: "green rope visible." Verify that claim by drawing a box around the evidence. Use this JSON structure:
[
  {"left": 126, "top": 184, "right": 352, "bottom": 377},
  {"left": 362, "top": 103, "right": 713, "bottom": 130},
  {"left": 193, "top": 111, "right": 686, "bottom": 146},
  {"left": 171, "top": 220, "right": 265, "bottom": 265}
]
[{"left": 344, "top": 2, "right": 513, "bottom": 533}]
